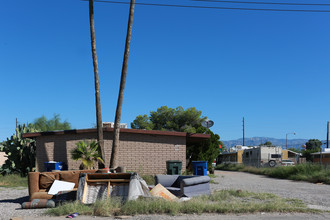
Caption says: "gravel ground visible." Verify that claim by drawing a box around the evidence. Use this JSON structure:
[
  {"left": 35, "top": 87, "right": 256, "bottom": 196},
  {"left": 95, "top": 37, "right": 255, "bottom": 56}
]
[
  {"left": 1, "top": 170, "right": 330, "bottom": 220},
  {"left": 210, "top": 170, "right": 330, "bottom": 210}
]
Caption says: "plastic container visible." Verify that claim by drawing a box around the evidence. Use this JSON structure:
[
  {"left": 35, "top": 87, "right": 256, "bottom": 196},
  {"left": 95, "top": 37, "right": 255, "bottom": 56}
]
[
  {"left": 44, "top": 161, "right": 63, "bottom": 172},
  {"left": 166, "top": 160, "right": 182, "bottom": 175},
  {"left": 192, "top": 161, "right": 208, "bottom": 176}
]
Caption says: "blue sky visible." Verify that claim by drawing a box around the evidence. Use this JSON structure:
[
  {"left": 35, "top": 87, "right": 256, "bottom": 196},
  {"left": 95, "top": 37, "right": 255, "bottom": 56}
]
[{"left": 1, "top": 0, "right": 329, "bottom": 142}]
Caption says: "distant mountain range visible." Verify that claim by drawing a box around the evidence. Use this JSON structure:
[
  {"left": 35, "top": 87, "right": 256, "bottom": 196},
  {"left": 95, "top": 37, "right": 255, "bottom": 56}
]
[{"left": 222, "top": 137, "right": 328, "bottom": 149}]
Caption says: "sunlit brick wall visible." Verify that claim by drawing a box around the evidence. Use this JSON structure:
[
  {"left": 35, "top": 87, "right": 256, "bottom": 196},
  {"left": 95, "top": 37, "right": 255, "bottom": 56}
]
[{"left": 35, "top": 130, "right": 186, "bottom": 174}]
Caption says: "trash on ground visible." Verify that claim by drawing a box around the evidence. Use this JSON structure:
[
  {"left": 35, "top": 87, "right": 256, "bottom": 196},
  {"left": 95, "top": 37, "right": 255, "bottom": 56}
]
[
  {"left": 66, "top": 212, "right": 78, "bottom": 218},
  {"left": 150, "top": 184, "right": 178, "bottom": 201},
  {"left": 48, "top": 180, "right": 75, "bottom": 195}
]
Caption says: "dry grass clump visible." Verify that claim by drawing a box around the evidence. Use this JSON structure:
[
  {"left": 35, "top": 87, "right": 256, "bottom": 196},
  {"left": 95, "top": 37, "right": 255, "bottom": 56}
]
[
  {"left": 0, "top": 174, "right": 27, "bottom": 188},
  {"left": 46, "top": 189, "right": 316, "bottom": 217},
  {"left": 216, "top": 163, "right": 330, "bottom": 184}
]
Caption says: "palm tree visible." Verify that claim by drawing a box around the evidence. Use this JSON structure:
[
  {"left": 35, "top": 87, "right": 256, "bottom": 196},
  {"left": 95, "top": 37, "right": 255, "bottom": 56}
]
[
  {"left": 89, "top": 0, "right": 105, "bottom": 166},
  {"left": 110, "top": 0, "right": 135, "bottom": 169},
  {"left": 71, "top": 140, "right": 104, "bottom": 170}
]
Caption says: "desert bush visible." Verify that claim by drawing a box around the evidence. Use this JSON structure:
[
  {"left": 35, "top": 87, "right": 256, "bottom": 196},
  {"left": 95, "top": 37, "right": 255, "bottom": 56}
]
[{"left": 0, "top": 124, "right": 37, "bottom": 176}]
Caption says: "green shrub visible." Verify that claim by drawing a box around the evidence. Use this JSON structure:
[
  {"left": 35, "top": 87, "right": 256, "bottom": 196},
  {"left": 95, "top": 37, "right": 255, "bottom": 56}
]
[
  {"left": 0, "top": 124, "right": 37, "bottom": 176},
  {"left": 215, "top": 163, "right": 244, "bottom": 171}
]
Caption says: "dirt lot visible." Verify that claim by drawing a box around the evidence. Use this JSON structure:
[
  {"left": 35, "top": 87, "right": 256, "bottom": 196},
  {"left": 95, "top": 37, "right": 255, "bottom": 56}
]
[
  {"left": 211, "top": 170, "right": 330, "bottom": 210},
  {"left": 1, "top": 170, "right": 330, "bottom": 220}
]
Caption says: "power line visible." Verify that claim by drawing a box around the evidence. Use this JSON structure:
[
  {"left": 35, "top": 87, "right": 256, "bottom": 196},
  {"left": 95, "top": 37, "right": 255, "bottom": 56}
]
[
  {"left": 83, "top": 0, "right": 330, "bottom": 13},
  {"left": 190, "top": 0, "right": 330, "bottom": 7}
]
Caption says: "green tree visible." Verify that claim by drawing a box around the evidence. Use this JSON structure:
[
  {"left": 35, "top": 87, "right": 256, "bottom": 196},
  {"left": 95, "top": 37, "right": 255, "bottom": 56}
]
[
  {"left": 71, "top": 140, "right": 104, "bottom": 170},
  {"left": 0, "top": 124, "right": 37, "bottom": 176},
  {"left": 131, "top": 106, "right": 222, "bottom": 169},
  {"left": 187, "top": 127, "right": 223, "bottom": 169},
  {"left": 305, "top": 139, "right": 322, "bottom": 151},
  {"left": 260, "top": 141, "right": 273, "bottom": 147},
  {"left": 131, "top": 115, "right": 154, "bottom": 130},
  {"left": 32, "top": 114, "right": 71, "bottom": 132},
  {"left": 131, "top": 106, "right": 206, "bottom": 133},
  {"left": 303, "top": 139, "right": 322, "bottom": 162}
]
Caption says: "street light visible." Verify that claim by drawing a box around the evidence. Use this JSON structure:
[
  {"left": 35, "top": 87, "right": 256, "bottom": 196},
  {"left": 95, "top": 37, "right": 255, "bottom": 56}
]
[{"left": 286, "top": 132, "right": 296, "bottom": 149}]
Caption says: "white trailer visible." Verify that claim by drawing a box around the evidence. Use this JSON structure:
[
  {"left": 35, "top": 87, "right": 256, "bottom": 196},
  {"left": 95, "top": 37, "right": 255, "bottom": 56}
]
[{"left": 242, "top": 146, "right": 282, "bottom": 168}]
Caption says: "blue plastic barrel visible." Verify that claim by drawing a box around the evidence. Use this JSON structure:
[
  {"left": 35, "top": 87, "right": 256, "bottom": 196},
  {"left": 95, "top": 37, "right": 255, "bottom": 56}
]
[
  {"left": 44, "top": 161, "right": 63, "bottom": 171},
  {"left": 192, "top": 161, "right": 208, "bottom": 176}
]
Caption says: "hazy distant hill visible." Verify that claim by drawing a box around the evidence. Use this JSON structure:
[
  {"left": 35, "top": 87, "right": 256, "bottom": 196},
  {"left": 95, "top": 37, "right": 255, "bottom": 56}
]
[{"left": 222, "top": 137, "right": 327, "bottom": 149}]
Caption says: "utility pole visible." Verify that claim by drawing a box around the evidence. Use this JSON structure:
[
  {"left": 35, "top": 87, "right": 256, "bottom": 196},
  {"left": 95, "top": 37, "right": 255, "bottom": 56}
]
[
  {"left": 243, "top": 117, "right": 245, "bottom": 146},
  {"left": 327, "top": 121, "right": 329, "bottom": 149},
  {"left": 16, "top": 118, "right": 18, "bottom": 136}
]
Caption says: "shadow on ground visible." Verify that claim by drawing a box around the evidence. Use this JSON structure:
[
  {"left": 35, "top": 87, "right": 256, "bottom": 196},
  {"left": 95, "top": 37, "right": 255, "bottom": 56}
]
[{"left": 0, "top": 196, "right": 29, "bottom": 204}]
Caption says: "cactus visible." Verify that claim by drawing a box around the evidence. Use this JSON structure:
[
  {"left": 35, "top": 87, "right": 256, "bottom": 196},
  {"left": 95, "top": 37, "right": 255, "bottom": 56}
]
[{"left": 0, "top": 124, "right": 37, "bottom": 176}]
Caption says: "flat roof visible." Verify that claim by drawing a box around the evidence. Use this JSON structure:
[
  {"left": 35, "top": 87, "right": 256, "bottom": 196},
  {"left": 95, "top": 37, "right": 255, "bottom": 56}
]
[
  {"left": 22, "top": 128, "right": 210, "bottom": 144},
  {"left": 311, "top": 152, "right": 330, "bottom": 155}
]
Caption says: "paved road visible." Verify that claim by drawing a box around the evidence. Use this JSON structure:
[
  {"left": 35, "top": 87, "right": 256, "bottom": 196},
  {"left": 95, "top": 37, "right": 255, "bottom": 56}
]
[{"left": 3, "top": 170, "right": 330, "bottom": 220}]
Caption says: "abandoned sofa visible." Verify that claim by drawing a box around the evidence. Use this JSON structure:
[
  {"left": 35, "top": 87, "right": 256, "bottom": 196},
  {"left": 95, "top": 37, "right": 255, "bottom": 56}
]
[
  {"left": 28, "top": 170, "right": 97, "bottom": 201},
  {"left": 154, "top": 175, "right": 211, "bottom": 197}
]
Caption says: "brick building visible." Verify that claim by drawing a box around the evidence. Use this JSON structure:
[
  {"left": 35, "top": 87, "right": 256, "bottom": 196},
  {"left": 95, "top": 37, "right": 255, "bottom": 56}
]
[{"left": 23, "top": 128, "right": 209, "bottom": 174}]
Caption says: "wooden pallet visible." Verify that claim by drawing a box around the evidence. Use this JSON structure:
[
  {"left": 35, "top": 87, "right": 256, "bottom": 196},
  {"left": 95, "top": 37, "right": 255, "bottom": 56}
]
[{"left": 81, "top": 173, "right": 131, "bottom": 204}]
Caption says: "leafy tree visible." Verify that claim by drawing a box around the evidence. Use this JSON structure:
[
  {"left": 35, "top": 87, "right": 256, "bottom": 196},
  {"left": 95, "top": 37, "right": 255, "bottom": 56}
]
[
  {"left": 131, "top": 115, "right": 154, "bottom": 130},
  {"left": 305, "top": 139, "right": 322, "bottom": 151},
  {"left": 131, "top": 106, "right": 222, "bottom": 169},
  {"left": 303, "top": 139, "right": 322, "bottom": 162},
  {"left": 260, "top": 141, "right": 273, "bottom": 147},
  {"left": 0, "top": 124, "right": 37, "bottom": 176},
  {"left": 131, "top": 106, "right": 206, "bottom": 133},
  {"left": 71, "top": 140, "right": 104, "bottom": 170},
  {"left": 32, "top": 114, "right": 71, "bottom": 132},
  {"left": 187, "top": 127, "right": 223, "bottom": 169}
]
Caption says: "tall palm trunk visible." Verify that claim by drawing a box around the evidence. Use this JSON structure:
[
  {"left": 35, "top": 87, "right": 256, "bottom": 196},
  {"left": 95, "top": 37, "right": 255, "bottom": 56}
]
[
  {"left": 110, "top": 0, "right": 135, "bottom": 169},
  {"left": 89, "top": 0, "right": 105, "bottom": 167}
]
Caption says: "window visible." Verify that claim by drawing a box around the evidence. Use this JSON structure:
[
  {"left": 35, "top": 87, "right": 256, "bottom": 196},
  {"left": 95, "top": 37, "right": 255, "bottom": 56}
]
[{"left": 271, "top": 154, "right": 281, "bottom": 158}]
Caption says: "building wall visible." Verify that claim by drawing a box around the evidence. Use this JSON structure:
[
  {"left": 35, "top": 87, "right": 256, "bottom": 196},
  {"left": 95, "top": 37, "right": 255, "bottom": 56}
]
[
  {"left": 0, "top": 152, "right": 6, "bottom": 166},
  {"left": 282, "top": 150, "right": 289, "bottom": 160},
  {"left": 237, "top": 150, "right": 243, "bottom": 163},
  {"left": 313, "top": 153, "right": 330, "bottom": 165},
  {"left": 35, "top": 131, "right": 186, "bottom": 175}
]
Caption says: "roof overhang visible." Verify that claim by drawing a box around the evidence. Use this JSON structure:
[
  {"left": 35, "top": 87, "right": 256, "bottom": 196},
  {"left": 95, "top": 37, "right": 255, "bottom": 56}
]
[{"left": 22, "top": 128, "right": 210, "bottom": 144}]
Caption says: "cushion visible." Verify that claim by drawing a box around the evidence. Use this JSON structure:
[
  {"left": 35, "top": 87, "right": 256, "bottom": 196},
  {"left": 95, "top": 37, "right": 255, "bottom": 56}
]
[
  {"left": 172, "top": 176, "right": 193, "bottom": 188},
  {"left": 182, "top": 176, "right": 210, "bottom": 187},
  {"left": 39, "top": 173, "right": 59, "bottom": 190},
  {"left": 59, "top": 171, "right": 80, "bottom": 188},
  {"left": 30, "top": 192, "right": 54, "bottom": 201},
  {"left": 22, "top": 199, "right": 55, "bottom": 209}
]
